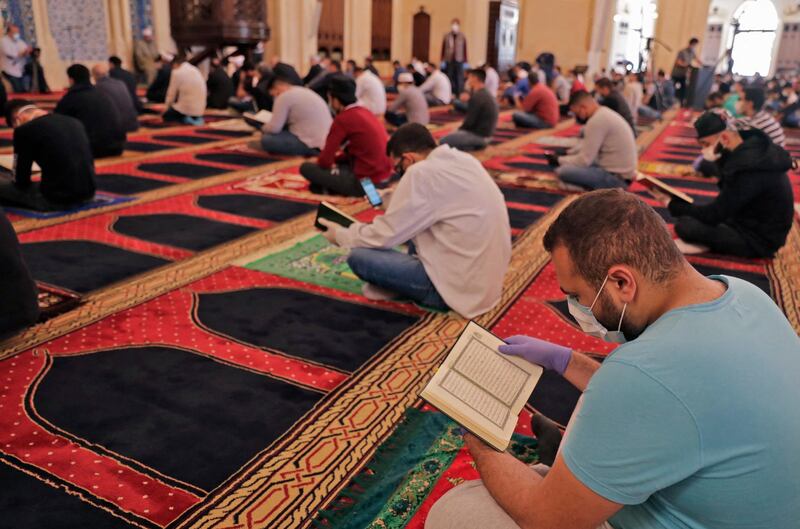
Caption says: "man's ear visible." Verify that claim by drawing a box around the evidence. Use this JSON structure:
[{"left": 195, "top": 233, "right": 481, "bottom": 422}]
[{"left": 606, "top": 265, "right": 637, "bottom": 304}]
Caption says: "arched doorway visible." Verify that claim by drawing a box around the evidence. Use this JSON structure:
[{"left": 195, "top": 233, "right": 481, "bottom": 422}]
[
  {"left": 609, "top": 0, "right": 659, "bottom": 72},
  {"left": 412, "top": 7, "right": 431, "bottom": 62},
  {"left": 727, "top": 0, "right": 779, "bottom": 76}
]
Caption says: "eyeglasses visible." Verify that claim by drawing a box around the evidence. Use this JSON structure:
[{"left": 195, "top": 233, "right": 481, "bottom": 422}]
[{"left": 394, "top": 157, "right": 406, "bottom": 177}]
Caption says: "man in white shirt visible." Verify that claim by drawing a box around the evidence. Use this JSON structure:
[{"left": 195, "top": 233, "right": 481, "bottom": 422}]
[
  {"left": 354, "top": 66, "right": 387, "bottom": 116},
  {"left": 260, "top": 76, "right": 332, "bottom": 156},
  {"left": 622, "top": 72, "right": 644, "bottom": 121},
  {"left": 318, "top": 123, "right": 511, "bottom": 318},
  {"left": 163, "top": 55, "right": 207, "bottom": 125},
  {"left": 1, "top": 25, "right": 30, "bottom": 92},
  {"left": 420, "top": 63, "right": 453, "bottom": 106}
]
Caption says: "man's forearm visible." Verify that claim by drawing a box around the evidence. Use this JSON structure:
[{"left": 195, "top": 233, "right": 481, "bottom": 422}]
[
  {"left": 563, "top": 352, "right": 601, "bottom": 392},
  {"left": 467, "top": 435, "right": 542, "bottom": 528}
]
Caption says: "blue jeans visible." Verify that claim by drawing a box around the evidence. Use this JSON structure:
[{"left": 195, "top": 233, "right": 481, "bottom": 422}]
[
  {"left": 439, "top": 129, "right": 490, "bottom": 151},
  {"left": 347, "top": 248, "right": 449, "bottom": 310},
  {"left": 557, "top": 165, "right": 627, "bottom": 190},
  {"left": 384, "top": 111, "right": 408, "bottom": 127},
  {"left": 3, "top": 73, "right": 24, "bottom": 93},
  {"left": 260, "top": 130, "right": 318, "bottom": 156},
  {"left": 512, "top": 111, "right": 553, "bottom": 129},
  {"left": 638, "top": 105, "right": 661, "bottom": 119},
  {"left": 452, "top": 100, "right": 468, "bottom": 113},
  {"left": 783, "top": 112, "right": 800, "bottom": 129}
]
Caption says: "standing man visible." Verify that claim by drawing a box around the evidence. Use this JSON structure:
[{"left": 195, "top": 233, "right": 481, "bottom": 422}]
[
  {"left": 1, "top": 24, "right": 30, "bottom": 92},
  {"left": 133, "top": 27, "right": 160, "bottom": 84},
  {"left": 671, "top": 37, "right": 700, "bottom": 107},
  {"left": 441, "top": 18, "right": 467, "bottom": 96}
]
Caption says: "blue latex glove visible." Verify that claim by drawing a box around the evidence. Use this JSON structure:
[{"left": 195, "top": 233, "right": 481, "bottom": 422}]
[{"left": 498, "top": 335, "right": 572, "bottom": 375}]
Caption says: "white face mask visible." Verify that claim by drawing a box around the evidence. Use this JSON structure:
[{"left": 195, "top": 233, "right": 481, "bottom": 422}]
[
  {"left": 567, "top": 275, "right": 628, "bottom": 344},
  {"left": 452, "top": 24, "right": 460, "bottom": 33},
  {"left": 702, "top": 143, "right": 721, "bottom": 162}
]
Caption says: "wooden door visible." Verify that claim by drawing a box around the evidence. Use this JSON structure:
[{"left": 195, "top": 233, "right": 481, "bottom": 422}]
[
  {"left": 412, "top": 8, "right": 430, "bottom": 62},
  {"left": 318, "top": 0, "right": 344, "bottom": 58},
  {"left": 371, "top": 0, "right": 392, "bottom": 60}
]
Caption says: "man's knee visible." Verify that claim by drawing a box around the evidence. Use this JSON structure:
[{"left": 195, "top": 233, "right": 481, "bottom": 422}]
[
  {"left": 346, "top": 248, "right": 371, "bottom": 278},
  {"left": 674, "top": 216, "right": 703, "bottom": 241},
  {"left": 425, "top": 481, "right": 520, "bottom": 529},
  {"left": 299, "top": 161, "right": 318, "bottom": 178}
]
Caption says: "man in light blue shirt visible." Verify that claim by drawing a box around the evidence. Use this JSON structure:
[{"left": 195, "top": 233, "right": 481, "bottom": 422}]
[{"left": 425, "top": 189, "right": 800, "bottom": 529}]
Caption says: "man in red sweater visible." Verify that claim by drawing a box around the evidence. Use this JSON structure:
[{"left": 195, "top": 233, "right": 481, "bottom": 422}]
[
  {"left": 300, "top": 74, "right": 392, "bottom": 196},
  {"left": 511, "top": 74, "right": 560, "bottom": 129}
]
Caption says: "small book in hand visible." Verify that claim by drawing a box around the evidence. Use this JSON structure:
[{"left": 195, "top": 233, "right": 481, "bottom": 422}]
[
  {"left": 243, "top": 110, "right": 273, "bottom": 129},
  {"left": 420, "top": 321, "right": 544, "bottom": 451},
  {"left": 314, "top": 201, "right": 358, "bottom": 231},
  {"left": 636, "top": 173, "right": 695, "bottom": 204}
]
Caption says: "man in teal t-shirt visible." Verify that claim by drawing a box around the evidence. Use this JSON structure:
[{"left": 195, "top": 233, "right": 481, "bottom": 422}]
[{"left": 425, "top": 189, "right": 800, "bottom": 529}]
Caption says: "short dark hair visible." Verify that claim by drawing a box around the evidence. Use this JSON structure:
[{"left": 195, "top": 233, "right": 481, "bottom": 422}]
[
  {"left": 327, "top": 74, "right": 357, "bottom": 106},
  {"left": 242, "top": 60, "right": 255, "bottom": 71},
  {"left": 66, "top": 64, "right": 90, "bottom": 84},
  {"left": 330, "top": 60, "right": 342, "bottom": 71},
  {"left": 744, "top": 87, "right": 766, "bottom": 111},
  {"left": 467, "top": 68, "right": 486, "bottom": 83},
  {"left": 568, "top": 90, "right": 593, "bottom": 107},
  {"left": 172, "top": 54, "right": 187, "bottom": 65},
  {"left": 5, "top": 99, "right": 35, "bottom": 127},
  {"left": 108, "top": 56, "right": 122, "bottom": 67},
  {"left": 689, "top": 37, "right": 699, "bottom": 45},
  {"left": 595, "top": 77, "right": 613, "bottom": 90},
  {"left": 543, "top": 189, "right": 684, "bottom": 288},
  {"left": 386, "top": 123, "right": 437, "bottom": 157}
]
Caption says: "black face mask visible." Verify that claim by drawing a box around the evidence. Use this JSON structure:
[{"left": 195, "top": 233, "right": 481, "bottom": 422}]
[
  {"left": 575, "top": 115, "right": 588, "bottom": 125},
  {"left": 394, "top": 157, "right": 407, "bottom": 177}
]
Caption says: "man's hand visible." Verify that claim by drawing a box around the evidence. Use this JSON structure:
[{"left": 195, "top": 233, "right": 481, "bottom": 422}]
[
  {"left": 499, "top": 335, "right": 572, "bottom": 375},
  {"left": 317, "top": 218, "right": 341, "bottom": 245},
  {"left": 544, "top": 151, "right": 560, "bottom": 167},
  {"left": 463, "top": 431, "right": 494, "bottom": 456}
]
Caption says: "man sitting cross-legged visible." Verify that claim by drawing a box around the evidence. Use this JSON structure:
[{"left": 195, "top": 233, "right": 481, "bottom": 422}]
[
  {"left": 259, "top": 75, "right": 332, "bottom": 156},
  {"left": 0, "top": 209, "right": 39, "bottom": 338},
  {"left": 669, "top": 111, "right": 794, "bottom": 258},
  {"left": 385, "top": 72, "right": 430, "bottom": 127},
  {"left": 318, "top": 124, "right": 511, "bottom": 318},
  {"left": 299, "top": 74, "right": 392, "bottom": 196},
  {"left": 551, "top": 90, "right": 637, "bottom": 190},
  {"left": 0, "top": 100, "right": 95, "bottom": 211},
  {"left": 511, "top": 72, "right": 559, "bottom": 130},
  {"left": 439, "top": 68, "right": 499, "bottom": 151},
  {"left": 425, "top": 188, "right": 800, "bottom": 529}
]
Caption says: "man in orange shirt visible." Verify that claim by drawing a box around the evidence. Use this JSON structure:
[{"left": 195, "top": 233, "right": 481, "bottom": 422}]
[{"left": 512, "top": 75, "right": 559, "bottom": 129}]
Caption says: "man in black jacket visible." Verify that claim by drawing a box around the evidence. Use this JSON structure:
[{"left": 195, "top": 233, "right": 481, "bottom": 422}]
[
  {"left": 0, "top": 209, "right": 39, "bottom": 338},
  {"left": 55, "top": 63, "right": 126, "bottom": 158},
  {"left": 595, "top": 77, "right": 636, "bottom": 133},
  {"left": 109, "top": 55, "right": 143, "bottom": 113},
  {"left": 0, "top": 100, "right": 95, "bottom": 210},
  {"left": 206, "top": 57, "right": 234, "bottom": 109},
  {"left": 669, "top": 111, "right": 794, "bottom": 258},
  {"left": 145, "top": 56, "right": 171, "bottom": 103},
  {"left": 92, "top": 63, "right": 139, "bottom": 133}
]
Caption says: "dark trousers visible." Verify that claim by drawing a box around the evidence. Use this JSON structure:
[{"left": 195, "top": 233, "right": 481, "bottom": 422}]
[
  {"left": 299, "top": 162, "right": 364, "bottom": 196},
  {"left": 384, "top": 111, "right": 408, "bottom": 127},
  {"left": 3, "top": 72, "right": 25, "bottom": 93},
  {"left": 0, "top": 180, "right": 88, "bottom": 211},
  {"left": 446, "top": 61, "right": 464, "bottom": 95},
  {"left": 674, "top": 216, "right": 758, "bottom": 258},
  {"left": 672, "top": 75, "right": 687, "bottom": 107}
]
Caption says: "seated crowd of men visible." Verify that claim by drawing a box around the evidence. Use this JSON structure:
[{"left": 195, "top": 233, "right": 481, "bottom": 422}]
[{"left": 0, "top": 45, "right": 798, "bottom": 529}]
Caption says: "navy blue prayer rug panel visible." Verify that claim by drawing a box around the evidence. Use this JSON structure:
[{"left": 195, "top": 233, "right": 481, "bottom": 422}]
[
  {"left": 0, "top": 461, "right": 135, "bottom": 529},
  {"left": 137, "top": 162, "right": 229, "bottom": 179},
  {"left": 123, "top": 141, "right": 174, "bottom": 152},
  {"left": 197, "top": 194, "right": 316, "bottom": 222},
  {"left": 507, "top": 208, "right": 545, "bottom": 230},
  {"left": 152, "top": 134, "right": 219, "bottom": 145},
  {"left": 21, "top": 241, "right": 170, "bottom": 294},
  {"left": 193, "top": 288, "right": 419, "bottom": 373},
  {"left": 500, "top": 187, "right": 566, "bottom": 207},
  {"left": 112, "top": 214, "right": 257, "bottom": 252},
  {"left": 93, "top": 173, "right": 173, "bottom": 195},
  {"left": 194, "top": 152, "right": 280, "bottom": 167},
  {"left": 33, "top": 346, "right": 322, "bottom": 492}
]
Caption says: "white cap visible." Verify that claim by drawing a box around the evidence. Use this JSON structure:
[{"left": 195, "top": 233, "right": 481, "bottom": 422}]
[{"left": 397, "top": 72, "right": 414, "bottom": 84}]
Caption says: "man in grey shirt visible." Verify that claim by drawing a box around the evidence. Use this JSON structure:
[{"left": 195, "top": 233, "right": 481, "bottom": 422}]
[
  {"left": 385, "top": 72, "right": 430, "bottom": 127},
  {"left": 91, "top": 63, "right": 139, "bottom": 133},
  {"left": 261, "top": 76, "right": 333, "bottom": 156},
  {"left": 440, "top": 69, "right": 498, "bottom": 151},
  {"left": 552, "top": 91, "right": 637, "bottom": 190}
]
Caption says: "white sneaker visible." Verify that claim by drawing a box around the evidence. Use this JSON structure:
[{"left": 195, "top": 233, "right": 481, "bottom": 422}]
[
  {"left": 675, "top": 238, "right": 710, "bottom": 254},
  {"left": 361, "top": 283, "right": 399, "bottom": 301}
]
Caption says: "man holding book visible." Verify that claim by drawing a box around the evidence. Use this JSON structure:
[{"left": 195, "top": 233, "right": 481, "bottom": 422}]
[
  {"left": 669, "top": 111, "right": 793, "bottom": 258},
  {"left": 425, "top": 189, "right": 800, "bottom": 529},
  {"left": 317, "top": 123, "right": 511, "bottom": 318}
]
